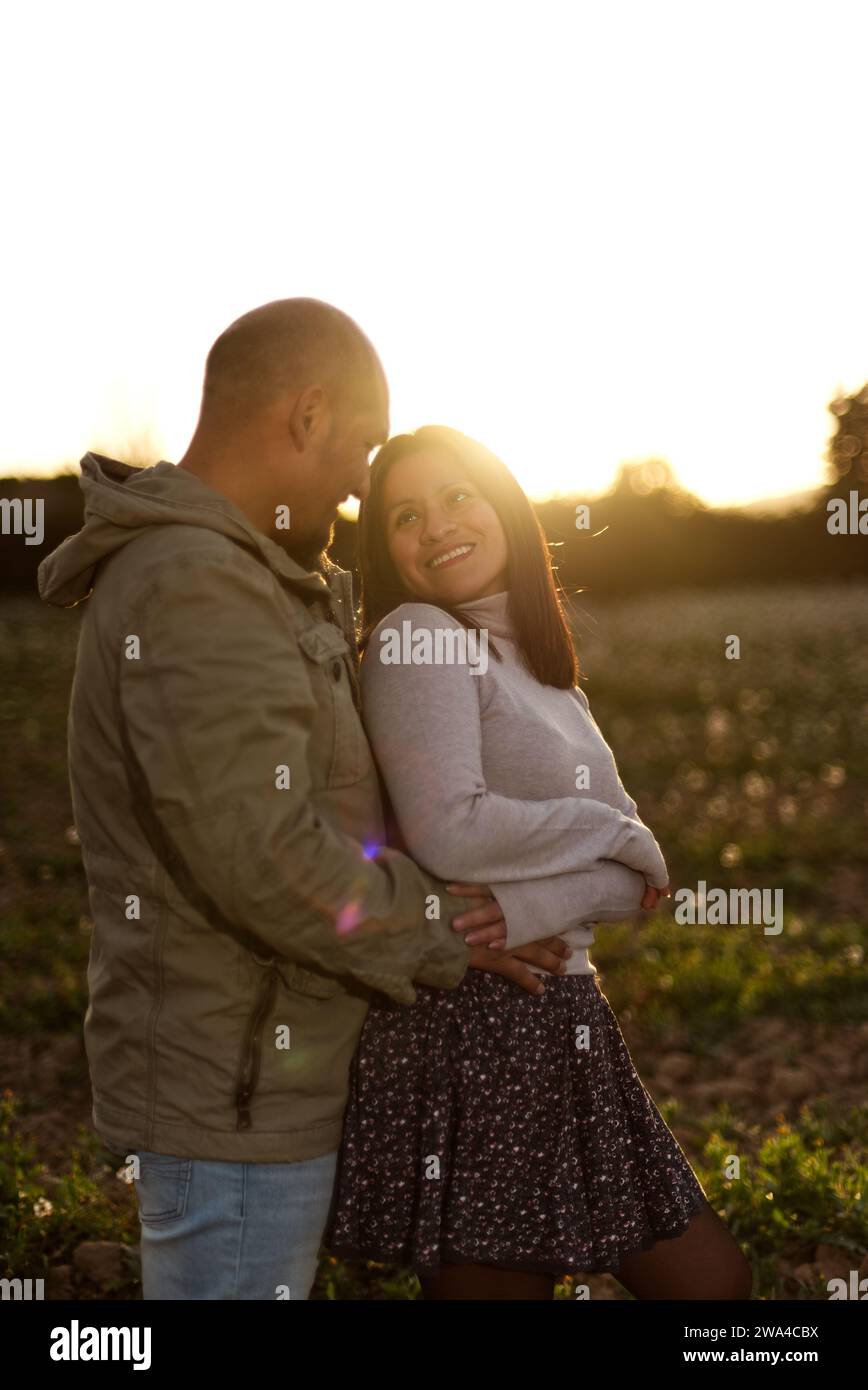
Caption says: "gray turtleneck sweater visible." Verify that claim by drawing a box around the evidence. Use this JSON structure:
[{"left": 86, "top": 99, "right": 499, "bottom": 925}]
[{"left": 358, "top": 590, "right": 669, "bottom": 976}]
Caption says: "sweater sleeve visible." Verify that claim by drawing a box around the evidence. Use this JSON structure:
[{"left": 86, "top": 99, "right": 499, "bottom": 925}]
[
  {"left": 360, "top": 605, "right": 669, "bottom": 888},
  {"left": 490, "top": 859, "right": 651, "bottom": 949}
]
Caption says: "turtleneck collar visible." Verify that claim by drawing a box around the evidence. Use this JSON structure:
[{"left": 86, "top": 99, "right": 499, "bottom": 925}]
[{"left": 453, "top": 589, "right": 513, "bottom": 640}]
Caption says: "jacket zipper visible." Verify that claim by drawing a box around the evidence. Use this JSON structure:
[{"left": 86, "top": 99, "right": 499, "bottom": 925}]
[{"left": 235, "top": 963, "right": 279, "bottom": 1131}]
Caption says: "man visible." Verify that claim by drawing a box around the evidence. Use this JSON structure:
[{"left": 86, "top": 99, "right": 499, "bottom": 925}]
[{"left": 37, "top": 298, "right": 580, "bottom": 1300}]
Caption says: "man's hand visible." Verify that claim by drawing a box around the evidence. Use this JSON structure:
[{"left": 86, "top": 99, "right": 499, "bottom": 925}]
[
  {"left": 447, "top": 883, "right": 573, "bottom": 992},
  {"left": 467, "top": 936, "right": 572, "bottom": 995},
  {"left": 447, "top": 881, "right": 508, "bottom": 949}
]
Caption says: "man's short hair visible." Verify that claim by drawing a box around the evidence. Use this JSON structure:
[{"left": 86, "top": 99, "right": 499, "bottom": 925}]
[{"left": 200, "top": 297, "right": 383, "bottom": 427}]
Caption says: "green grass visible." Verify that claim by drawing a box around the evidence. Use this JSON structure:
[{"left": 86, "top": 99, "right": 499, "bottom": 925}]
[
  {"left": 0, "top": 1094, "right": 140, "bottom": 1297},
  {"left": 696, "top": 1099, "right": 868, "bottom": 1301},
  {"left": 591, "top": 913, "right": 867, "bottom": 1048}
]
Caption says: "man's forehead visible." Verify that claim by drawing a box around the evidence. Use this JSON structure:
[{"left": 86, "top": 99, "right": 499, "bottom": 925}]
[
  {"left": 360, "top": 405, "right": 389, "bottom": 442},
  {"left": 341, "top": 361, "right": 389, "bottom": 438},
  {"left": 366, "top": 360, "right": 389, "bottom": 437}
]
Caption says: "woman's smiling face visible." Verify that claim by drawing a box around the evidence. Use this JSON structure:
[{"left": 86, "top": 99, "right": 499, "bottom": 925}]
[{"left": 381, "top": 446, "right": 509, "bottom": 604}]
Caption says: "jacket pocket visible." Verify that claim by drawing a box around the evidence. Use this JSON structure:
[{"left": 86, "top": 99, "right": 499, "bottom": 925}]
[
  {"left": 134, "top": 1152, "right": 192, "bottom": 1224},
  {"left": 276, "top": 959, "right": 343, "bottom": 1000},
  {"left": 233, "top": 958, "right": 343, "bottom": 1132},
  {"left": 297, "top": 621, "right": 365, "bottom": 789}
]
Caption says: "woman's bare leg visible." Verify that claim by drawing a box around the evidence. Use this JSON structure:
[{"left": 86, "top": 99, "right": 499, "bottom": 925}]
[
  {"left": 614, "top": 1199, "right": 753, "bottom": 1300},
  {"left": 418, "top": 1263, "right": 555, "bottom": 1300}
]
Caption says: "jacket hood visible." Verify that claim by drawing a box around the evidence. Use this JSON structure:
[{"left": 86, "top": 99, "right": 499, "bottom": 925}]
[{"left": 37, "top": 453, "right": 347, "bottom": 610}]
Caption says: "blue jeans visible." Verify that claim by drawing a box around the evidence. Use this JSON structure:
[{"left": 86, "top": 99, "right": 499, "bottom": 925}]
[{"left": 133, "top": 1148, "right": 338, "bottom": 1300}]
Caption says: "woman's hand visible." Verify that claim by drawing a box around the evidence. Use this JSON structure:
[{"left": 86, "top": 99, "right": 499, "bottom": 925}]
[
  {"left": 447, "top": 881, "right": 508, "bottom": 949},
  {"left": 641, "top": 880, "right": 672, "bottom": 910}
]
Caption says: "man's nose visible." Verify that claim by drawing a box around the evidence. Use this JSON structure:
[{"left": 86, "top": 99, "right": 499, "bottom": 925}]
[{"left": 351, "top": 471, "right": 372, "bottom": 504}]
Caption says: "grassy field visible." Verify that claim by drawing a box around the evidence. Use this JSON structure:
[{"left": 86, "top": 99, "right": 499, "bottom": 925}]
[{"left": 1, "top": 581, "right": 866, "bottom": 1300}]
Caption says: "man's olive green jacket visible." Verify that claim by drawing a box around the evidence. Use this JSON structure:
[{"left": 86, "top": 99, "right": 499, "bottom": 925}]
[{"left": 38, "top": 454, "right": 475, "bottom": 1162}]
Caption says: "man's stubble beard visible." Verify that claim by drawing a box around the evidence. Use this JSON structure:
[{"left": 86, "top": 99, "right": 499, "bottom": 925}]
[
  {"left": 274, "top": 434, "right": 340, "bottom": 572},
  {"left": 279, "top": 516, "right": 336, "bottom": 574}
]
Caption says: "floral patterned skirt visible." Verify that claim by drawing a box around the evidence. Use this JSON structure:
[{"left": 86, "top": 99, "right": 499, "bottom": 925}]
[{"left": 324, "top": 970, "right": 708, "bottom": 1277}]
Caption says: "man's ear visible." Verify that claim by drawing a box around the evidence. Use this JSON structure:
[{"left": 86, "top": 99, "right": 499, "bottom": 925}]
[{"left": 288, "top": 385, "right": 329, "bottom": 451}]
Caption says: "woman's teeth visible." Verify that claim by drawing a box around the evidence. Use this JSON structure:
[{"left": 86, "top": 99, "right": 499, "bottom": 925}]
[{"left": 429, "top": 544, "right": 475, "bottom": 569}]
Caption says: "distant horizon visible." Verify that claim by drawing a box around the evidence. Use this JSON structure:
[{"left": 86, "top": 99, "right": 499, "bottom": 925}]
[
  {"left": 0, "top": 454, "right": 829, "bottom": 515},
  {"left": 0, "top": 393, "right": 852, "bottom": 509},
  {"left": 0, "top": 394, "right": 850, "bottom": 509}
]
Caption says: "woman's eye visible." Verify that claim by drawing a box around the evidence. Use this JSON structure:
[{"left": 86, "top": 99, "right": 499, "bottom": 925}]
[{"left": 394, "top": 492, "right": 470, "bottom": 527}]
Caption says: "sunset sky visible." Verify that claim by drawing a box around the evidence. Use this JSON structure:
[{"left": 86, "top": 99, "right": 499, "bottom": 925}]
[{"left": 2, "top": 0, "right": 866, "bottom": 508}]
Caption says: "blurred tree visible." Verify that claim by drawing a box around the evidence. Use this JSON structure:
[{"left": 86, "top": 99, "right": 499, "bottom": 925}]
[
  {"left": 612, "top": 458, "right": 677, "bottom": 495},
  {"left": 826, "top": 382, "right": 868, "bottom": 487},
  {"left": 610, "top": 458, "right": 701, "bottom": 516}
]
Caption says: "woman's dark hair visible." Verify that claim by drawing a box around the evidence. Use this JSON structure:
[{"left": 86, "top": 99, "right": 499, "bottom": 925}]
[{"left": 356, "top": 424, "right": 580, "bottom": 688}]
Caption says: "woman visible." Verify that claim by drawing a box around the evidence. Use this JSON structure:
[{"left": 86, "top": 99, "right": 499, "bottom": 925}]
[{"left": 324, "top": 426, "right": 751, "bottom": 1301}]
